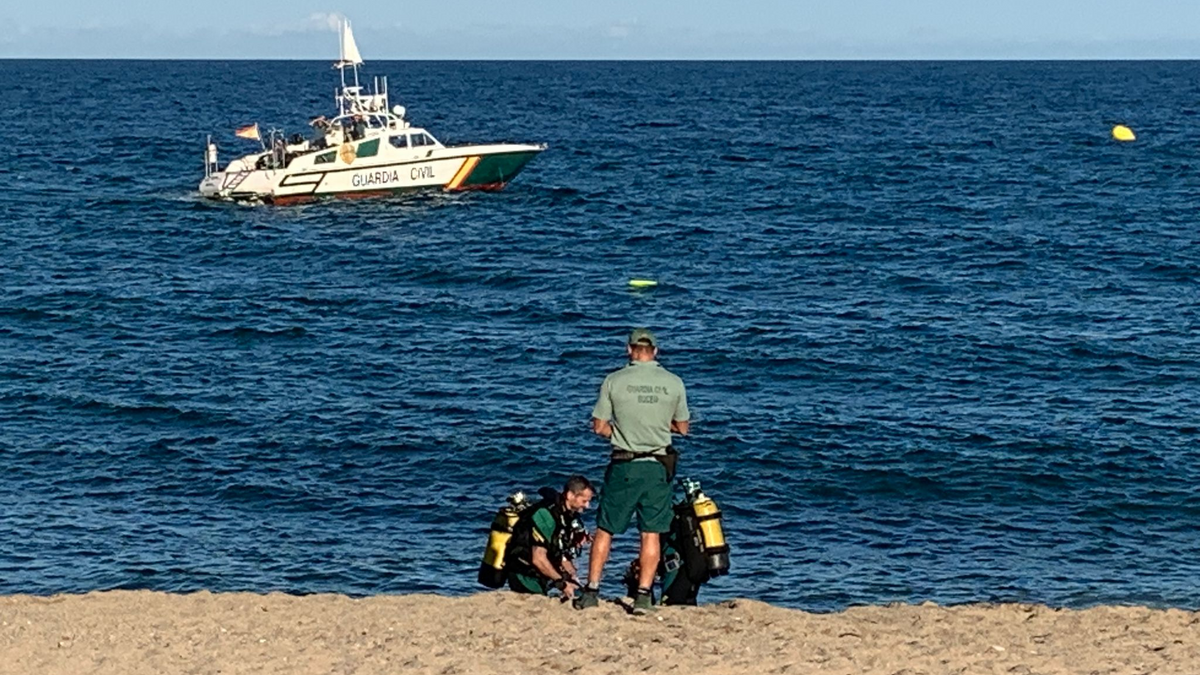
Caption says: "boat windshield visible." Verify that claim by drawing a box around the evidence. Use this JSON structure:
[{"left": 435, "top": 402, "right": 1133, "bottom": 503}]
[
  {"left": 410, "top": 132, "right": 438, "bottom": 147},
  {"left": 334, "top": 113, "right": 389, "bottom": 129}
]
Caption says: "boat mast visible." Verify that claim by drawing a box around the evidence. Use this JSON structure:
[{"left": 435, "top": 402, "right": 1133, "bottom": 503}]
[
  {"left": 336, "top": 17, "right": 365, "bottom": 116},
  {"left": 349, "top": 19, "right": 360, "bottom": 91}
]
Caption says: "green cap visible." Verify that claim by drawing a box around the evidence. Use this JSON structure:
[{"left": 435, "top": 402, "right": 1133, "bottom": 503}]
[{"left": 628, "top": 328, "right": 658, "bottom": 348}]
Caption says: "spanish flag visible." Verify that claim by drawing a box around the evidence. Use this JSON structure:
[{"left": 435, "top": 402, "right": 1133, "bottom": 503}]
[{"left": 235, "top": 123, "right": 260, "bottom": 140}]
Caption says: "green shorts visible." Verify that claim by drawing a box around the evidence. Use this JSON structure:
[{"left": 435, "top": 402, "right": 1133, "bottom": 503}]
[{"left": 596, "top": 460, "right": 672, "bottom": 535}]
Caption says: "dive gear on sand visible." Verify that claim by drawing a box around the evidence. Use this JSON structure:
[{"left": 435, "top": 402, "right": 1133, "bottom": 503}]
[
  {"left": 478, "top": 491, "right": 531, "bottom": 588},
  {"left": 622, "top": 477, "right": 731, "bottom": 605},
  {"left": 683, "top": 478, "right": 730, "bottom": 577}
]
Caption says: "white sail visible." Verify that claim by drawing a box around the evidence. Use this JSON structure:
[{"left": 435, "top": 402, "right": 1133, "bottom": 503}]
[{"left": 337, "top": 19, "right": 364, "bottom": 67}]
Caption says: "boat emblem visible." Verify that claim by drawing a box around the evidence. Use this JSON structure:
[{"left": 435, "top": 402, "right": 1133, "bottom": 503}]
[{"left": 339, "top": 143, "right": 357, "bottom": 164}]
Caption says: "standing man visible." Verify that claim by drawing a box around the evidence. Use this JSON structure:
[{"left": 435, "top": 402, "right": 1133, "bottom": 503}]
[{"left": 576, "top": 328, "right": 690, "bottom": 614}]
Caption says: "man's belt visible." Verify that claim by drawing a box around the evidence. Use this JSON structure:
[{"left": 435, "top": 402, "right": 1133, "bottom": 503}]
[
  {"left": 610, "top": 450, "right": 661, "bottom": 462},
  {"left": 610, "top": 447, "right": 679, "bottom": 481}
]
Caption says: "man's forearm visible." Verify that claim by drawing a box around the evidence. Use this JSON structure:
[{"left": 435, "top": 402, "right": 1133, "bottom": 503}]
[
  {"left": 592, "top": 418, "right": 613, "bottom": 438},
  {"left": 561, "top": 559, "right": 579, "bottom": 582},
  {"left": 531, "top": 547, "right": 564, "bottom": 580}
]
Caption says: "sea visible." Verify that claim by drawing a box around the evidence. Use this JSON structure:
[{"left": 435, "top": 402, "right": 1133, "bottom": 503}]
[{"left": 1, "top": 60, "right": 1199, "bottom": 612}]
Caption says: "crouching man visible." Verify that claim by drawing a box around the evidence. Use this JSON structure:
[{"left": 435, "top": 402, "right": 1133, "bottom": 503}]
[{"left": 505, "top": 476, "right": 595, "bottom": 598}]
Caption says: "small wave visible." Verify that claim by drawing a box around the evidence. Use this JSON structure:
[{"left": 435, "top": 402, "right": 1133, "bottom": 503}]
[
  {"left": 1139, "top": 262, "right": 1198, "bottom": 282},
  {"left": 971, "top": 259, "right": 1028, "bottom": 269},
  {"left": 885, "top": 274, "right": 950, "bottom": 295},
  {"left": 206, "top": 326, "right": 310, "bottom": 339},
  {"left": 0, "top": 307, "right": 66, "bottom": 321},
  {"left": 279, "top": 295, "right": 359, "bottom": 308},
  {"left": 957, "top": 432, "right": 996, "bottom": 444},
  {"left": 41, "top": 395, "right": 237, "bottom": 426},
  {"left": 215, "top": 482, "right": 334, "bottom": 511},
  {"left": 745, "top": 203, "right": 799, "bottom": 213},
  {"left": 629, "top": 121, "right": 682, "bottom": 128},
  {"left": 479, "top": 270, "right": 532, "bottom": 288}
]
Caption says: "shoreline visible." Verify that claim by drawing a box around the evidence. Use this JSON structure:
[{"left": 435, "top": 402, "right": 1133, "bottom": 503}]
[{"left": 2, "top": 590, "right": 1199, "bottom": 674}]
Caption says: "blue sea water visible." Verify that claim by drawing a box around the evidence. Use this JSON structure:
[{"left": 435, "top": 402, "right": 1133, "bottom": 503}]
[{"left": 1, "top": 60, "right": 1199, "bottom": 611}]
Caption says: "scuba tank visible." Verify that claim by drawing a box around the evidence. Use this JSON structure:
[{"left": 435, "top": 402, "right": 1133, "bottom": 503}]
[
  {"left": 477, "top": 491, "right": 530, "bottom": 588},
  {"left": 622, "top": 478, "right": 730, "bottom": 606},
  {"left": 682, "top": 478, "right": 730, "bottom": 577}
]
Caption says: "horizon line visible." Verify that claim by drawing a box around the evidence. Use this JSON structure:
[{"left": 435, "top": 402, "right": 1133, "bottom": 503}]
[{"left": 3, "top": 56, "right": 1200, "bottom": 62}]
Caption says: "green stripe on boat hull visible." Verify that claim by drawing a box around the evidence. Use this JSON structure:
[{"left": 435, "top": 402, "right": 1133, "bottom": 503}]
[{"left": 461, "top": 151, "right": 540, "bottom": 189}]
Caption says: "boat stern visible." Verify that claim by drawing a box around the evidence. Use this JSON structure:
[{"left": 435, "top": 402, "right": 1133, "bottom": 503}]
[
  {"left": 199, "top": 173, "right": 225, "bottom": 198},
  {"left": 197, "top": 161, "right": 276, "bottom": 201}
]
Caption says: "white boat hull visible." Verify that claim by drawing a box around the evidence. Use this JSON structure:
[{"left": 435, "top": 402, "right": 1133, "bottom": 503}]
[{"left": 201, "top": 143, "right": 543, "bottom": 205}]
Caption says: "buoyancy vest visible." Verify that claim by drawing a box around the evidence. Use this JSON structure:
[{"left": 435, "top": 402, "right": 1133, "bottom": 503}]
[{"left": 504, "top": 490, "right": 585, "bottom": 576}]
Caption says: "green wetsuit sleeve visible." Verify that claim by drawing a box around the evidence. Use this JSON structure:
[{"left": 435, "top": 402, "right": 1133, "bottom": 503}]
[{"left": 530, "top": 508, "right": 556, "bottom": 547}]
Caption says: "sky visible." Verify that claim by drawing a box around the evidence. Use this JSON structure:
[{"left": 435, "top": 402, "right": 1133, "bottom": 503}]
[{"left": 3, "top": 1, "right": 1200, "bottom": 59}]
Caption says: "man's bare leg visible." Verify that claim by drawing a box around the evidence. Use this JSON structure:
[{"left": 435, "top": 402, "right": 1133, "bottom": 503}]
[
  {"left": 586, "top": 529, "right": 613, "bottom": 589},
  {"left": 637, "top": 531, "right": 661, "bottom": 591}
]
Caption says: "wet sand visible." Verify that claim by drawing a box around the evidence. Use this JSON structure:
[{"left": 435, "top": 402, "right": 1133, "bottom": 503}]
[{"left": 1, "top": 590, "right": 1198, "bottom": 674}]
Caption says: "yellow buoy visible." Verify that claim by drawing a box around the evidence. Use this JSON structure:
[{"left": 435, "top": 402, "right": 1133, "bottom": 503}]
[
  {"left": 1112, "top": 125, "right": 1136, "bottom": 142},
  {"left": 628, "top": 279, "right": 658, "bottom": 288}
]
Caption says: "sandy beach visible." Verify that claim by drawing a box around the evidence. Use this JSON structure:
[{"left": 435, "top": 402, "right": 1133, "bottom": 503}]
[{"left": 1, "top": 591, "right": 1197, "bottom": 674}]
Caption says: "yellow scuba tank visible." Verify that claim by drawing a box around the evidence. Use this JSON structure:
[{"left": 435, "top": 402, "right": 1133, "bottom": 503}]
[
  {"left": 683, "top": 478, "right": 730, "bottom": 576},
  {"left": 477, "top": 491, "right": 529, "bottom": 588}
]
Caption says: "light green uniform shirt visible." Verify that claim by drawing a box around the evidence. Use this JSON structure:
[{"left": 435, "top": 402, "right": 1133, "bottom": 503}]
[{"left": 591, "top": 360, "right": 689, "bottom": 455}]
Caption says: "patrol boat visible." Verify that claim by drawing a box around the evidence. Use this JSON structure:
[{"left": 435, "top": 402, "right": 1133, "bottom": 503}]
[{"left": 198, "top": 19, "right": 544, "bottom": 204}]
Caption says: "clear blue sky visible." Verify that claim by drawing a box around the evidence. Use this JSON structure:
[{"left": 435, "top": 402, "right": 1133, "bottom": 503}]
[{"left": 3, "top": 1, "right": 1200, "bottom": 59}]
